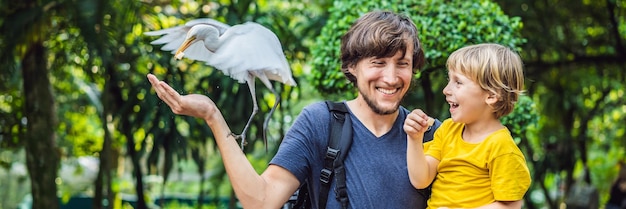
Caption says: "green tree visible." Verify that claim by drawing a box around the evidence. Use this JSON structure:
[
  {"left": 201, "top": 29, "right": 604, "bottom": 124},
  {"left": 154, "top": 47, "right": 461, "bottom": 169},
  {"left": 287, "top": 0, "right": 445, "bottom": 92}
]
[
  {"left": 0, "top": 0, "right": 62, "bottom": 208},
  {"left": 497, "top": 0, "right": 626, "bottom": 208},
  {"left": 1, "top": 0, "right": 156, "bottom": 208}
]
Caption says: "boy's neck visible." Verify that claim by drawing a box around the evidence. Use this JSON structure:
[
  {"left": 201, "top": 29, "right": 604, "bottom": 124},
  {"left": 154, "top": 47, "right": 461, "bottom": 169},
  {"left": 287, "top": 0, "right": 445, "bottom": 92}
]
[{"left": 462, "top": 119, "right": 505, "bottom": 143}]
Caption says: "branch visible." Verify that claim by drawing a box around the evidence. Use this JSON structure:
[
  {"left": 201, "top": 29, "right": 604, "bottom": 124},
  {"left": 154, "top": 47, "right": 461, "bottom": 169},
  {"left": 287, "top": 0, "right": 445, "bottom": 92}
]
[
  {"left": 525, "top": 55, "right": 624, "bottom": 78},
  {"left": 605, "top": 0, "right": 626, "bottom": 56}
]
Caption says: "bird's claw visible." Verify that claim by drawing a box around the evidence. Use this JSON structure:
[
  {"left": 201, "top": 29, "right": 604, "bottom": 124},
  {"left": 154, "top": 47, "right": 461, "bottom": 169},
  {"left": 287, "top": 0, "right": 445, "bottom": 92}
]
[{"left": 229, "top": 132, "right": 248, "bottom": 146}]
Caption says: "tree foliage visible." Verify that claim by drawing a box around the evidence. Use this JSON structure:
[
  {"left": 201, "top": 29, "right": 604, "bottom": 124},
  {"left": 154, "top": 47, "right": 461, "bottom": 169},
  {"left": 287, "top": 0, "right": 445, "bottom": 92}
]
[{"left": 496, "top": 0, "right": 626, "bottom": 208}]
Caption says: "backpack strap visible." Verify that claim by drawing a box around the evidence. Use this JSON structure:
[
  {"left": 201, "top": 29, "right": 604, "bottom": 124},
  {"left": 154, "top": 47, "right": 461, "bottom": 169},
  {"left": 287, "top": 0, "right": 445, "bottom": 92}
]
[{"left": 319, "top": 101, "right": 352, "bottom": 209}]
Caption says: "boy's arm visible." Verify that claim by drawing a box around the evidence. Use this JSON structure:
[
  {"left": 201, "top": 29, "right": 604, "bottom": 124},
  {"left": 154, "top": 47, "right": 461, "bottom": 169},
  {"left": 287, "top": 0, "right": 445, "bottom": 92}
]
[{"left": 404, "top": 109, "right": 439, "bottom": 189}]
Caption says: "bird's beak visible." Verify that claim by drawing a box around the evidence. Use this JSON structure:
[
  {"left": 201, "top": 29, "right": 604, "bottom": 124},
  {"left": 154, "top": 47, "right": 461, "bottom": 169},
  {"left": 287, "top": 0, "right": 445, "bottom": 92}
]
[{"left": 174, "top": 36, "right": 196, "bottom": 60}]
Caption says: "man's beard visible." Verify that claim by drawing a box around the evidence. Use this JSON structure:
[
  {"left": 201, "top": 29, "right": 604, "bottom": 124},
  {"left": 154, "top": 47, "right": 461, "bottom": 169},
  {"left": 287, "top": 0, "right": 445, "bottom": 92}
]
[{"left": 360, "top": 88, "right": 403, "bottom": 115}]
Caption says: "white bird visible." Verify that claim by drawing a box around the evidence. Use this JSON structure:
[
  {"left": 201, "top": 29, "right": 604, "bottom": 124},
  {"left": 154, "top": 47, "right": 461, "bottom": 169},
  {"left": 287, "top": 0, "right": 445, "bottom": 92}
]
[{"left": 145, "top": 18, "right": 297, "bottom": 150}]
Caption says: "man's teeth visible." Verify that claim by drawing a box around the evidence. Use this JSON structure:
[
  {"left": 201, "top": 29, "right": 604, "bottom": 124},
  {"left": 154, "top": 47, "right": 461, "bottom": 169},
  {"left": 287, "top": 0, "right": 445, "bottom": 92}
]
[{"left": 378, "top": 88, "right": 397, "bottom": 94}]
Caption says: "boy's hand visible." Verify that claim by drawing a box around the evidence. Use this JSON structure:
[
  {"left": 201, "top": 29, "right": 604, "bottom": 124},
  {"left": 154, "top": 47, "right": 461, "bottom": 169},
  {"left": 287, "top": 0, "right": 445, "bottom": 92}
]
[{"left": 403, "top": 109, "right": 434, "bottom": 141}]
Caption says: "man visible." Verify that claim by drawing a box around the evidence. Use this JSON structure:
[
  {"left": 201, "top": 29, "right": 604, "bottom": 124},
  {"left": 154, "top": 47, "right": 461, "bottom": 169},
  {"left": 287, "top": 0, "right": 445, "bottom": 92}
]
[{"left": 147, "top": 10, "right": 439, "bottom": 209}]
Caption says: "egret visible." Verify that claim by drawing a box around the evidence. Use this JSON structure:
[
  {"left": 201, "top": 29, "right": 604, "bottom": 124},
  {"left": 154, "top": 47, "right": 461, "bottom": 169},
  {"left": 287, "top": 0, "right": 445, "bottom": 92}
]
[{"left": 145, "top": 18, "right": 296, "bottom": 150}]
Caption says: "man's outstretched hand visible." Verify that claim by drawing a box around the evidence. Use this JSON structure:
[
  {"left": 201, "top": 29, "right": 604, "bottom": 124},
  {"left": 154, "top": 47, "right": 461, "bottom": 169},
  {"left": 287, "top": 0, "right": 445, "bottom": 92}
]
[{"left": 147, "top": 74, "right": 219, "bottom": 122}]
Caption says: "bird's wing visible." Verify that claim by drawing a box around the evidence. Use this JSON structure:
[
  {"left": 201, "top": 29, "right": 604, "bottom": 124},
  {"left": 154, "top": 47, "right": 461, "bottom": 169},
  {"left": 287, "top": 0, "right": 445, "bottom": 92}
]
[
  {"left": 209, "top": 22, "right": 296, "bottom": 86},
  {"left": 144, "top": 18, "right": 232, "bottom": 63},
  {"left": 144, "top": 25, "right": 190, "bottom": 52},
  {"left": 185, "top": 18, "right": 231, "bottom": 34}
]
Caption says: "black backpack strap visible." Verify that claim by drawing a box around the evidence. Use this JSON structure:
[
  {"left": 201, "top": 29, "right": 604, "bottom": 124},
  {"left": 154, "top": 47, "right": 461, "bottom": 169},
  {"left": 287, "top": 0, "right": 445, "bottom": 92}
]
[
  {"left": 290, "top": 179, "right": 311, "bottom": 208},
  {"left": 319, "top": 101, "right": 352, "bottom": 209}
]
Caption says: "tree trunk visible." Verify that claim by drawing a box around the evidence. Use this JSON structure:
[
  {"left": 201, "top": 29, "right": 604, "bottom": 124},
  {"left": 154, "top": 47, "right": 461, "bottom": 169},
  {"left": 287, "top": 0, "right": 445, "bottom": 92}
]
[
  {"left": 94, "top": 81, "right": 115, "bottom": 209},
  {"left": 94, "top": 67, "right": 124, "bottom": 209},
  {"left": 22, "top": 41, "right": 60, "bottom": 209},
  {"left": 123, "top": 118, "right": 148, "bottom": 209}
]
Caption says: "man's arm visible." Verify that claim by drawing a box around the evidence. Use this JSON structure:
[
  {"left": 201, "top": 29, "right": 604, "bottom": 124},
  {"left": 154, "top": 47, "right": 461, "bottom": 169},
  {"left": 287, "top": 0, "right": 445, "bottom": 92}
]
[
  {"left": 147, "top": 74, "right": 299, "bottom": 208},
  {"left": 476, "top": 200, "right": 523, "bottom": 209},
  {"left": 439, "top": 200, "right": 523, "bottom": 209}
]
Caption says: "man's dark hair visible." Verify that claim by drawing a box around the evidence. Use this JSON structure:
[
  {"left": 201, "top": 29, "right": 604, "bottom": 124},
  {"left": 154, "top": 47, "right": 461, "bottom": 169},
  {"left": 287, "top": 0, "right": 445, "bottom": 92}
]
[{"left": 340, "top": 11, "right": 425, "bottom": 83}]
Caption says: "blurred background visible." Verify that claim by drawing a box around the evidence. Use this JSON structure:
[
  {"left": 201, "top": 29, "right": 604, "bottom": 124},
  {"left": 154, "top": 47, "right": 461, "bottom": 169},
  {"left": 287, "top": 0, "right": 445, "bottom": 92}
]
[{"left": 0, "top": 0, "right": 624, "bottom": 208}]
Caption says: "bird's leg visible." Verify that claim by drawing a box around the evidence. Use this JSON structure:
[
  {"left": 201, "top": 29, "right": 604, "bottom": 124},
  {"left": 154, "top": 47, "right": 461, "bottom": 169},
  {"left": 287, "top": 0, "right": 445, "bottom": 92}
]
[
  {"left": 262, "top": 95, "right": 279, "bottom": 152},
  {"left": 236, "top": 78, "right": 259, "bottom": 150},
  {"left": 258, "top": 77, "right": 279, "bottom": 152}
]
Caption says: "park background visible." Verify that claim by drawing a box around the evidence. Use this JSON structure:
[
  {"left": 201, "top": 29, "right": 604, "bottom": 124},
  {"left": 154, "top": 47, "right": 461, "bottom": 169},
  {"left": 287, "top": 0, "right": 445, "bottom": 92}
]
[{"left": 0, "top": 0, "right": 624, "bottom": 208}]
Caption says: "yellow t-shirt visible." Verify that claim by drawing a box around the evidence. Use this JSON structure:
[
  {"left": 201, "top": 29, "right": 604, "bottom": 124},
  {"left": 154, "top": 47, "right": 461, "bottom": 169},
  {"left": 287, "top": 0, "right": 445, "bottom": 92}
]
[{"left": 424, "top": 119, "right": 531, "bottom": 209}]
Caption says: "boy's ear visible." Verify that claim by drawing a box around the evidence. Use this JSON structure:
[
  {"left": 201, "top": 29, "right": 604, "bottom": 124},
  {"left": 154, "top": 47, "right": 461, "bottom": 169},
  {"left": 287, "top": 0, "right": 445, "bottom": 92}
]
[{"left": 485, "top": 92, "right": 499, "bottom": 105}]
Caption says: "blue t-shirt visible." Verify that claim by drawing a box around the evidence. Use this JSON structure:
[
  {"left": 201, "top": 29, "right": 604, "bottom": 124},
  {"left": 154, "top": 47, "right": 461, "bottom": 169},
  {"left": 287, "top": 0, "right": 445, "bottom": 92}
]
[{"left": 270, "top": 101, "right": 440, "bottom": 209}]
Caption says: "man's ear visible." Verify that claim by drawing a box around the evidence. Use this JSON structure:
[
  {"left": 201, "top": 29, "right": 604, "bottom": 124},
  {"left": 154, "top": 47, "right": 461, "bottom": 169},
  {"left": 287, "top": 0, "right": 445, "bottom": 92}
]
[{"left": 348, "top": 65, "right": 356, "bottom": 75}]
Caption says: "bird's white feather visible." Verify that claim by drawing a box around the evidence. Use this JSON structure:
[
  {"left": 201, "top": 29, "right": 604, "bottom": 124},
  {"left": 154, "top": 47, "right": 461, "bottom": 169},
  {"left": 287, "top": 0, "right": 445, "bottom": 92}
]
[
  {"left": 207, "top": 22, "right": 294, "bottom": 85},
  {"left": 145, "top": 19, "right": 296, "bottom": 86},
  {"left": 184, "top": 18, "right": 231, "bottom": 33},
  {"left": 145, "top": 19, "right": 229, "bottom": 62}
]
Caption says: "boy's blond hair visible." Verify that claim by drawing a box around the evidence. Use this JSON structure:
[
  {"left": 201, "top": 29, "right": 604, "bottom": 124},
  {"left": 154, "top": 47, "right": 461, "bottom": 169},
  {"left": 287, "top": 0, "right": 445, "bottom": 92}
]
[{"left": 446, "top": 43, "right": 525, "bottom": 118}]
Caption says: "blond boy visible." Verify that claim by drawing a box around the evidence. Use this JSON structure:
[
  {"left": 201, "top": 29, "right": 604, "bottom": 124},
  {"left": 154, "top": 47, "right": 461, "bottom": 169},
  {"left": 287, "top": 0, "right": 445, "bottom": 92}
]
[{"left": 404, "top": 43, "right": 532, "bottom": 209}]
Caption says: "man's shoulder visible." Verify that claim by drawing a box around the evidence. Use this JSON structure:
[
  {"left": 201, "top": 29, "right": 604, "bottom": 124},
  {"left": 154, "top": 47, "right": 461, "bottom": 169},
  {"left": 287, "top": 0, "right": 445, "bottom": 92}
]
[
  {"left": 302, "top": 101, "right": 331, "bottom": 112},
  {"left": 304, "top": 100, "right": 351, "bottom": 112},
  {"left": 297, "top": 101, "right": 336, "bottom": 122}
]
